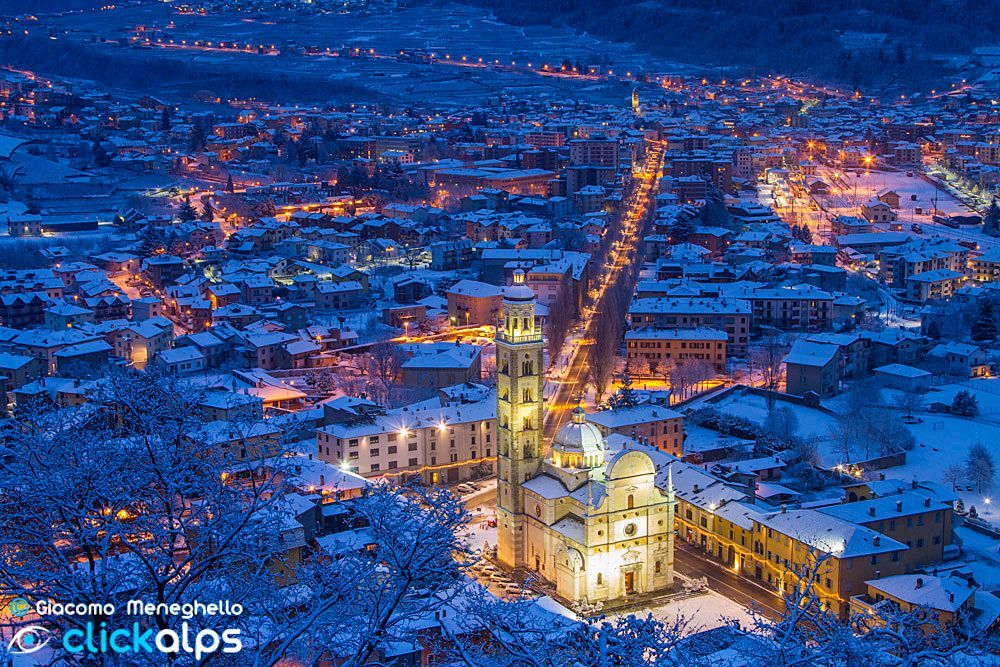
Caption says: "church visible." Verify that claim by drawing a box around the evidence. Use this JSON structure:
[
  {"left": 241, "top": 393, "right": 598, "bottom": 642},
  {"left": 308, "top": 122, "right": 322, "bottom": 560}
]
[{"left": 495, "top": 270, "right": 675, "bottom": 605}]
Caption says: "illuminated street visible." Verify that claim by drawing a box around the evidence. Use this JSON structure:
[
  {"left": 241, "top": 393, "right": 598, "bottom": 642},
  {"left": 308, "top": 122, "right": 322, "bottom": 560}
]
[{"left": 543, "top": 142, "right": 666, "bottom": 442}]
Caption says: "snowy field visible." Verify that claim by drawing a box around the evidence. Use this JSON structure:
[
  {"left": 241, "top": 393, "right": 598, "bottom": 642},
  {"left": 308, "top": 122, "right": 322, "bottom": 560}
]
[
  {"left": 816, "top": 167, "right": 996, "bottom": 249},
  {"left": 707, "top": 386, "right": 1000, "bottom": 523},
  {"left": 640, "top": 590, "right": 754, "bottom": 634},
  {"left": 954, "top": 526, "right": 1000, "bottom": 593}
]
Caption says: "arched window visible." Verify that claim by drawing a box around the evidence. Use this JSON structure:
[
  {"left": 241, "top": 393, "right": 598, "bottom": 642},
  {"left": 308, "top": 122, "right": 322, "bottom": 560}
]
[
  {"left": 627, "top": 494, "right": 635, "bottom": 510},
  {"left": 522, "top": 360, "right": 534, "bottom": 376},
  {"left": 522, "top": 388, "right": 532, "bottom": 403}
]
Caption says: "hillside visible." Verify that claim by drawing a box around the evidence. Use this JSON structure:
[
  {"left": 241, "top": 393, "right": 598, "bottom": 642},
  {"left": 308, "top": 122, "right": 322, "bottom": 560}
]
[{"left": 457, "top": 0, "right": 1000, "bottom": 89}]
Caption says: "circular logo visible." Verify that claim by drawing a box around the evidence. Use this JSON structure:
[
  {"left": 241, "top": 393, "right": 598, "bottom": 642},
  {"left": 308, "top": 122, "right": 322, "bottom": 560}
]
[{"left": 9, "top": 597, "right": 30, "bottom": 618}]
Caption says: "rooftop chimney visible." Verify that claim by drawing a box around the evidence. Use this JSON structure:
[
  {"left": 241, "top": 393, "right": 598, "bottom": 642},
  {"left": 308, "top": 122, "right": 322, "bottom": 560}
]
[
  {"left": 873, "top": 536, "right": 880, "bottom": 546},
  {"left": 896, "top": 500, "right": 903, "bottom": 512},
  {"left": 869, "top": 506, "right": 876, "bottom": 517},
  {"left": 916, "top": 577, "right": 924, "bottom": 589},
  {"left": 924, "top": 497, "right": 931, "bottom": 508}
]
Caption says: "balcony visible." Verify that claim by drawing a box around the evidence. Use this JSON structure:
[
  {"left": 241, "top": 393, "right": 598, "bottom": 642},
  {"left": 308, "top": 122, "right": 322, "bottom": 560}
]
[{"left": 496, "top": 330, "right": 542, "bottom": 344}]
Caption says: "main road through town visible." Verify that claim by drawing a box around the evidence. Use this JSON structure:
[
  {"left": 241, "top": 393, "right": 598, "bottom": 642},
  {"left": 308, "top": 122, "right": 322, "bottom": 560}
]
[{"left": 542, "top": 142, "right": 665, "bottom": 443}]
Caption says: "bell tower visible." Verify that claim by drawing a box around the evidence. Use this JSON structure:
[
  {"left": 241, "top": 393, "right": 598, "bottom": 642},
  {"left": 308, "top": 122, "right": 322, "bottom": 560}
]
[{"left": 496, "top": 269, "right": 544, "bottom": 568}]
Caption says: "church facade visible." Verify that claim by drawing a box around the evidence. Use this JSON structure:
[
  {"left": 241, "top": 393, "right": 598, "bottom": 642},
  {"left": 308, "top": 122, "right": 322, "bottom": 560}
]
[{"left": 496, "top": 270, "right": 675, "bottom": 605}]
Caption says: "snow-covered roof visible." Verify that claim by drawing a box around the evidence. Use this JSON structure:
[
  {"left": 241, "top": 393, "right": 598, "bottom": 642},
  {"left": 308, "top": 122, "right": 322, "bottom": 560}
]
[
  {"left": 873, "top": 363, "right": 930, "bottom": 379},
  {"left": 818, "top": 492, "right": 949, "bottom": 524},
  {"left": 587, "top": 403, "right": 682, "bottom": 429},
  {"left": 783, "top": 340, "right": 838, "bottom": 367},
  {"left": 757, "top": 509, "right": 907, "bottom": 558},
  {"left": 865, "top": 573, "right": 975, "bottom": 612},
  {"left": 624, "top": 326, "right": 727, "bottom": 341}
]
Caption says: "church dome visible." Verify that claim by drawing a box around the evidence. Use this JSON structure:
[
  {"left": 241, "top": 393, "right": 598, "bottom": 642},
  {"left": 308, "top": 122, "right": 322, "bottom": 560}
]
[
  {"left": 504, "top": 269, "right": 535, "bottom": 302},
  {"left": 551, "top": 405, "right": 606, "bottom": 469}
]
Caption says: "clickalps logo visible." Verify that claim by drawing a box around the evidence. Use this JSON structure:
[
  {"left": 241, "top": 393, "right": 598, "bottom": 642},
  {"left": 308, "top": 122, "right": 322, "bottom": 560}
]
[{"left": 6, "top": 598, "right": 243, "bottom": 660}]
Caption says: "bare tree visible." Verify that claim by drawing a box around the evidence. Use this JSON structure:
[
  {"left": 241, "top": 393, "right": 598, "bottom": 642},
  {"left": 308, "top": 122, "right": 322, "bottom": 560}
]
[
  {"left": 765, "top": 404, "right": 800, "bottom": 445},
  {"left": 894, "top": 386, "right": 925, "bottom": 421},
  {"left": 0, "top": 368, "right": 294, "bottom": 662},
  {"left": 942, "top": 463, "right": 964, "bottom": 491},
  {"left": 966, "top": 442, "right": 996, "bottom": 493},
  {"left": 741, "top": 553, "right": 997, "bottom": 667},
  {"left": 588, "top": 313, "right": 619, "bottom": 404},
  {"left": 545, "top": 274, "right": 575, "bottom": 362},
  {"left": 368, "top": 338, "right": 406, "bottom": 404},
  {"left": 749, "top": 333, "right": 789, "bottom": 406}
]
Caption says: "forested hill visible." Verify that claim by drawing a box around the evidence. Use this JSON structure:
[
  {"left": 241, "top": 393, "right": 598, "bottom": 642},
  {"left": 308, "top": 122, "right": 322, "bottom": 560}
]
[
  {"left": 0, "top": 0, "right": 107, "bottom": 13},
  {"left": 456, "top": 0, "right": 1000, "bottom": 88}
]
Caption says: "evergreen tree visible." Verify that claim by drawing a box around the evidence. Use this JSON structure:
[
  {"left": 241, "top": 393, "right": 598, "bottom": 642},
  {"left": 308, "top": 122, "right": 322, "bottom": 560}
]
[
  {"left": 699, "top": 184, "right": 734, "bottom": 229},
  {"left": 951, "top": 390, "right": 980, "bottom": 417},
  {"left": 984, "top": 199, "right": 1000, "bottom": 236},
  {"left": 160, "top": 107, "right": 171, "bottom": 132},
  {"left": 189, "top": 124, "right": 207, "bottom": 151},
  {"left": 799, "top": 224, "right": 813, "bottom": 244},
  {"left": 608, "top": 367, "right": 639, "bottom": 409},
  {"left": 968, "top": 505, "right": 978, "bottom": 518},
  {"left": 284, "top": 141, "right": 299, "bottom": 165},
  {"left": 138, "top": 224, "right": 167, "bottom": 255},
  {"left": 225, "top": 174, "right": 235, "bottom": 193},
  {"left": 177, "top": 195, "right": 197, "bottom": 222},
  {"left": 91, "top": 140, "right": 111, "bottom": 168},
  {"left": 956, "top": 498, "right": 965, "bottom": 514},
  {"left": 971, "top": 299, "right": 997, "bottom": 342},
  {"left": 926, "top": 320, "right": 941, "bottom": 340},
  {"left": 668, "top": 217, "right": 695, "bottom": 243},
  {"left": 201, "top": 199, "right": 214, "bottom": 222}
]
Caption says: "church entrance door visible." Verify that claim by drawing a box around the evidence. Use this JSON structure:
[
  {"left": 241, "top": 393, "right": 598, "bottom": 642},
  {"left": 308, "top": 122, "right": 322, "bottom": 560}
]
[{"left": 624, "top": 571, "right": 635, "bottom": 594}]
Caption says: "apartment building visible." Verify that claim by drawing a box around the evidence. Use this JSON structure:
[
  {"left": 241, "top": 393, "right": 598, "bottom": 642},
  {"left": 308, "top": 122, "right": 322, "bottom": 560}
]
[
  {"left": 587, "top": 403, "right": 685, "bottom": 457},
  {"left": 568, "top": 137, "right": 620, "bottom": 167},
  {"left": 878, "top": 239, "right": 968, "bottom": 287},
  {"left": 317, "top": 392, "right": 496, "bottom": 484},
  {"left": 818, "top": 492, "right": 953, "bottom": 571},
  {"left": 751, "top": 509, "right": 909, "bottom": 617},
  {"left": 445, "top": 279, "right": 503, "bottom": 326},
  {"left": 740, "top": 285, "right": 834, "bottom": 330},
  {"left": 624, "top": 327, "right": 728, "bottom": 372},
  {"left": 970, "top": 248, "right": 1000, "bottom": 282},
  {"left": 627, "top": 297, "right": 751, "bottom": 355}
]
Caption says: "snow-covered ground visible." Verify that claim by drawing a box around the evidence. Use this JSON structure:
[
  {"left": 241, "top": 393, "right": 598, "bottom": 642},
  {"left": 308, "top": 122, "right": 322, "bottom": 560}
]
[
  {"left": 954, "top": 526, "right": 1000, "bottom": 594},
  {"left": 460, "top": 511, "right": 498, "bottom": 556},
  {"left": 815, "top": 167, "right": 996, "bottom": 249},
  {"left": 710, "top": 390, "right": 839, "bottom": 443},
  {"left": 706, "top": 385, "right": 1000, "bottom": 525},
  {"left": 639, "top": 590, "right": 754, "bottom": 634}
]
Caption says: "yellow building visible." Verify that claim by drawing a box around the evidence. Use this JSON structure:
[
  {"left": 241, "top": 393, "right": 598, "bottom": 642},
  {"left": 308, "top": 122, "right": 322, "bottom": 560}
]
[
  {"left": 496, "top": 270, "right": 675, "bottom": 604},
  {"left": 750, "top": 508, "right": 909, "bottom": 617},
  {"left": 850, "top": 572, "right": 982, "bottom": 634}
]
